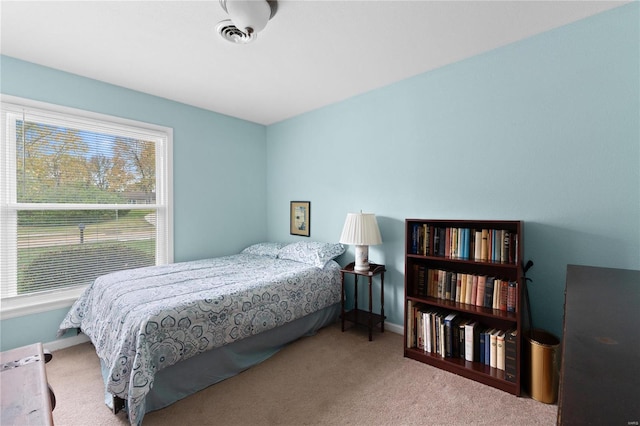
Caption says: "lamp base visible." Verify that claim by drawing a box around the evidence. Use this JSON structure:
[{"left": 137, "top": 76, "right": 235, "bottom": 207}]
[{"left": 353, "top": 245, "right": 370, "bottom": 272}]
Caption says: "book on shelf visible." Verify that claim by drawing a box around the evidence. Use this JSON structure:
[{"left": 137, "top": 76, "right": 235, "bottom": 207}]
[
  {"left": 491, "top": 230, "right": 497, "bottom": 263},
  {"left": 496, "top": 330, "right": 506, "bottom": 371},
  {"left": 424, "top": 309, "right": 435, "bottom": 353},
  {"left": 484, "top": 277, "right": 495, "bottom": 308},
  {"left": 416, "top": 265, "right": 426, "bottom": 297},
  {"left": 416, "top": 307, "right": 425, "bottom": 351},
  {"left": 465, "top": 228, "right": 472, "bottom": 259},
  {"left": 445, "top": 271, "right": 453, "bottom": 301},
  {"left": 484, "top": 329, "right": 494, "bottom": 366},
  {"left": 502, "top": 231, "right": 510, "bottom": 264},
  {"left": 470, "top": 275, "right": 478, "bottom": 306},
  {"left": 489, "top": 329, "right": 499, "bottom": 368},
  {"left": 410, "top": 302, "right": 513, "bottom": 375},
  {"left": 480, "top": 229, "right": 489, "bottom": 261},
  {"left": 507, "top": 281, "right": 518, "bottom": 313},
  {"left": 438, "top": 228, "right": 446, "bottom": 257},
  {"left": 505, "top": 329, "right": 518, "bottom": 382},
  {"left": 406, "top": 300, "right": 414, "bottom": 348},
  {"left": 476, "top": 275, "right": 486, "bottom": 308},
  {"left": 431, "top": 269, "right": 439, "bottom": 299},
  {"left": 438, "top": 313, "right": 446, "bottom": 357},
  {"left": 464, "top": 321, "right": 478, "bottom": 362},
  {"left": 444, "top": 313, "right": 458, "bottom": 358},
  {"left": 412, "top": 265, "right": 518, "bottom": 313},
  {"left": 432, "top": 311, "right": 441, "bottom": 355},
  {"left": 422, "top": 224, "right": 430, "bottom": 256},
  {"left": 492, "top": 278, "right": 500, "bottom": 310},
  {"left": 464, "top": 274, "right": 473, "bottom": 305},
  {"left": 409, "top": 223, "right": 436, "bottom": 256},
  {"left": 449, "top": 228, "right": 456, "bottom": 259},
  {"left": 409, "top": 223, "right": 518, "bottom": 266},
  {"left": 450, "top": 272, "right": 457, "bottom": 302},
  {"left": 423, "top": 309, "right": 432, "bottom": 353},
  {"left": 474, "top": 230, "right": 482, "bottom": 261},
  {"left": 498, "top": 279, "right": 509, "bottom": 311},
  {"left": 457, "top": 318, "right": 469, "bottom": 359},
  {"left": 478, "top": 328, "right": 487, "bottom": 364},
  {"left": 411, "top": 224, "right": 419, "bottom": 255}
]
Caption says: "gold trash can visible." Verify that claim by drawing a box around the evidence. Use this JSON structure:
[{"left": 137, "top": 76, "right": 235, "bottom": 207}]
[{"left": 526, "top": 329, "right": 560, "bottom": 404}]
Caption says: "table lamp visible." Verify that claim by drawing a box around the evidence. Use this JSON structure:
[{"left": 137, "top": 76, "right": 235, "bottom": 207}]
[{"left": 339, "top": 212, "right": 382, "bottom": 272}]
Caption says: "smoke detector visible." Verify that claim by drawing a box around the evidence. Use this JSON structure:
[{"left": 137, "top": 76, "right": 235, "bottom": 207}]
[
  {"left": 216, "top": 20, "right": 256, "bottom": 44},
  {"left": 217, "top": 0, "right": 277, "bottom": 44}
]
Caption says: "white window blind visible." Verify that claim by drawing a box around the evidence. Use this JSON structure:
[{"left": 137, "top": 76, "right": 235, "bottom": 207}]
[{"left": 1, "top": 96, "right": 173, "bottom": 310}]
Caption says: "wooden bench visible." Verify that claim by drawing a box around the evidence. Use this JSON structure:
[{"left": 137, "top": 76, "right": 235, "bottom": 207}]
[{"left": 1, "top": 342, "right": 55, "bottom": 425}]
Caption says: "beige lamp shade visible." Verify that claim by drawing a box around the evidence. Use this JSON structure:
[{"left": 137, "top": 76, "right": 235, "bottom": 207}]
[{"left": 339, "top": 213, "right": 382, "bottom": 271}]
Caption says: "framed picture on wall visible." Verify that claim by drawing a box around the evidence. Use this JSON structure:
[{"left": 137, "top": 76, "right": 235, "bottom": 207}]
[{"left": 290, "top": 201, "right": 310, "bottom": 237}]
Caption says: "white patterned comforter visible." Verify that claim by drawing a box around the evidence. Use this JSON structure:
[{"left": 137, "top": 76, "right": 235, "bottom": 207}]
[{"left": 58, "top": 254, "right": 341, "bottom": 425}]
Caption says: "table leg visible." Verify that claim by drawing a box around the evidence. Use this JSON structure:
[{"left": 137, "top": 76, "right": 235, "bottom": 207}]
[
  {"left": 381, "top": 272, "right": 385, "bottom": 333},
  {"left": 368, "top": 276, "right": 373, "bottom": 341},
  {"left": 354, "top": 275, "right": 358, "bottom": 314},
  {"left": 340, "top": 271, "right": 345, "bottom": 332}
]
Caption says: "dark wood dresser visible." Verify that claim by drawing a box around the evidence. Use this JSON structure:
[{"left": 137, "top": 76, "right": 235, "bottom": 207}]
[{"left": 558, "top": 265, "right": 640, "bottom": 425}]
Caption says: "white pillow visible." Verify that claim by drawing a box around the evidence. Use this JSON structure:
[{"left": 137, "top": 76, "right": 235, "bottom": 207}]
[
  {"left": 278, "top": 241, "right": 345, "bottom": 268},
  {"left": 241, "top": 242, "right": 286, "bottom": 258}
]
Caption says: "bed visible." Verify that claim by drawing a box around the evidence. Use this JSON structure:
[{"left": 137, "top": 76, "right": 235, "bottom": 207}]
[{"left": 58, "top": 241, "right": 345, "bottom": 425}]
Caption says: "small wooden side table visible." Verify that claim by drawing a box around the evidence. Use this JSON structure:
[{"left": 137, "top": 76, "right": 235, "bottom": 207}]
[{"left": 340, "top": 262, "right": 386, "bottom": 341}]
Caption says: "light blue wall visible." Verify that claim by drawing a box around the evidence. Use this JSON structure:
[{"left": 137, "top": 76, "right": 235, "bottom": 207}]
[
  {"left": 0, "top": 308, "right": 72, "bottom": 350},
  {"left": 0, "top": 56, "right": 267, "bottom": 350},
  {"left": 266, "top": 3, "right": 640, "bottom": 337}
]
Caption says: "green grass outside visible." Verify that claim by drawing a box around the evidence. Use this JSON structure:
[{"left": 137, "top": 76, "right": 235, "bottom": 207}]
[
  {"left": 17, "top": 209, "right": 155, "bottom": 236},
  {"left": 16, "top": 211, "right": 157, "bottom": 294}
]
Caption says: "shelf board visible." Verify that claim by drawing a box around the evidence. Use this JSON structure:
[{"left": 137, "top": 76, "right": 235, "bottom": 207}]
[
  {"left": 406, "top": 253, "right": 518, "bottom": 268},
  {"left": 342, "top": 309, "right": 384, "bottom": 328},
  {"left": 407, "top": 296, "right": 518, "bottom": 322}
]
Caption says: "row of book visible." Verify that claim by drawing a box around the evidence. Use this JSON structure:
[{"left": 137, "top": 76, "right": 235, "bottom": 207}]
[
  {"left": 406, "top": 301, "right": 517, "bottom": 382},
  {"left": 409, "top": 224, "right": 518, "bottom": 264},
  {"left": 413, "top": 265, "right": 518, "bottom": 312}
]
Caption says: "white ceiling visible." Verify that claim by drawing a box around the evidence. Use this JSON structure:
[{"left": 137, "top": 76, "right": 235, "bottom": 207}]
[{"left": 0, "top": 1, "right": 628, "bottom": 125}]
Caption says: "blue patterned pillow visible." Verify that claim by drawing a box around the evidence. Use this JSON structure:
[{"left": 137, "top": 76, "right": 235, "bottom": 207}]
[
  {"left": 241, "top": 242, "right": 286, "bottom": 258},
  {"left": 278, "top": 241, "right": 345, "bottom": 268}
]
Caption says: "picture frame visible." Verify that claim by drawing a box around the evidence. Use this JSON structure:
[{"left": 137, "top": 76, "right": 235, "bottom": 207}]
[{"left": 290, "top": 201, "right": 310, "bottom": 237}]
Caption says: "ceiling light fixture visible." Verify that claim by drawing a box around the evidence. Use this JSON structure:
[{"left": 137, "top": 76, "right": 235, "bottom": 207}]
[{"left": 217, "top": 0, "right": 277, "bottom": 44}]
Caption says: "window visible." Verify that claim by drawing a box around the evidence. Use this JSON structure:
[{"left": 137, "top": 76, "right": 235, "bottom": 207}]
[{"left": 0, "top": 96, "right": 173, "bottom": 317}]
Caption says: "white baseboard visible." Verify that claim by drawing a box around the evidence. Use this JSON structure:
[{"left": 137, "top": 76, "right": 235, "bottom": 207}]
[
  {"left": 43, "top": 333, "right": 90, "bottom": 352},
  {"left": 385, "top": 321, "right": 403, "bottom": 335}
]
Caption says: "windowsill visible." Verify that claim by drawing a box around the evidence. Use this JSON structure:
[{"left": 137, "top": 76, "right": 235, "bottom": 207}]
[{"left": 0, "top": 287, "right": 86, "bottom": 320}]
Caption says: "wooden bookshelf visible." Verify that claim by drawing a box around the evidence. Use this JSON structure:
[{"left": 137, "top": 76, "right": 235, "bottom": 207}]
[{"left": 404, "top": 219, "right": 524, "bottom": 396}]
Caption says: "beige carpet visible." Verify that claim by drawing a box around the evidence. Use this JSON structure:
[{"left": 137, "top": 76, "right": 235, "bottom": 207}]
[{"left": 46, "top": 323, "right": 557, "bottom": 425}]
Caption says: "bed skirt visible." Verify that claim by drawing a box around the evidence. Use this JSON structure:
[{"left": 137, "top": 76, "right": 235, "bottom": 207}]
[{"left": 101, "top": 302, "right": 340, "bottom": 421}]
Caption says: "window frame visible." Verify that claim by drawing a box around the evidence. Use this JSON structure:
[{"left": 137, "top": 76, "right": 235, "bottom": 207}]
[{"left": 0, "top": 95, "right": 173, "bottom": 319}]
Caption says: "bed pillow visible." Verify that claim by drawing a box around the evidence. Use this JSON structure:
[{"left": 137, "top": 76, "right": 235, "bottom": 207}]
[
  {"left": 278, "top": 241, "right": 345, "bottom": 268},
  {"left": 241, "top": 242, "right": 287, "bottom": 258}
]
